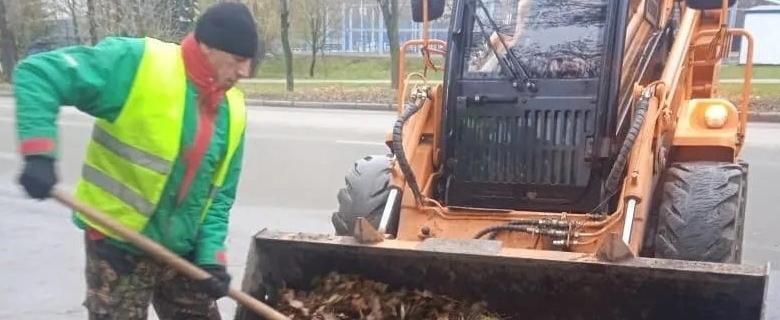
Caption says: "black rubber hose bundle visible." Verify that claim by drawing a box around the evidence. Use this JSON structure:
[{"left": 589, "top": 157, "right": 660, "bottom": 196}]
[
  {"left": 600, "top": 89, "right": 653, "bottom": 213},
  {"left": 393, "top": 102, "right": 425, "bottom": 205}
]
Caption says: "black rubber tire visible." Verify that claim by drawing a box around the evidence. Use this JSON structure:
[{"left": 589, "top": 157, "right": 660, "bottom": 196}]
[
  {"left": 331, "top": 155, "right": 393, "bottom": 235},
  {"left": 654, "top": 162, "right": 747, "bottom": 263}
]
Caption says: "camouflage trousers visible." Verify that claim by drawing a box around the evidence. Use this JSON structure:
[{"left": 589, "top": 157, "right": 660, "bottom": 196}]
[{"left": 83, "top": 235, "right": 221, "bottom": 320}]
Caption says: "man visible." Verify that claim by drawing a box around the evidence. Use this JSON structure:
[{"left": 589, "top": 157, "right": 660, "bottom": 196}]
[
  {"left": 469, "top": 0, "right": 532, "bottom": 73},
  {"left": 13, "top": 3, "right": 258, "bottom": 319},
  {"left": 469, "top": 0, "right": 596, "bottom": 78}
]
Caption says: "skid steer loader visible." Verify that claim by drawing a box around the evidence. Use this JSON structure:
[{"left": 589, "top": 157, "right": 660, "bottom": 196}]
[{"left": 237, "top": 0, "right": 768, "bottom": 318}]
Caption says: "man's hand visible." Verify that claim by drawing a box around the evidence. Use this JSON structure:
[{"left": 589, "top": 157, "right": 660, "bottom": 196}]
[
  {"left": 18, "top": 155, "right": 57, "bottom": 199},
  {"left": 195, "top": 265, "right": 231, "bottom": 299},
  {"left": 489, "top": 31, "right": 514, "bottom": 55}
]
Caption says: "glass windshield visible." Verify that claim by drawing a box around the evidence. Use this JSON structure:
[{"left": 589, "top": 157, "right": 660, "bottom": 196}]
[{"left": 466, "top": 0, "right": 609, "bottom": 79}]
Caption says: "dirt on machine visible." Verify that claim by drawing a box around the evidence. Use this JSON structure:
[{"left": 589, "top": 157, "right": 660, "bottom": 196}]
[{"left": 237, "top": 0, "right": 769, "bottom": 319}]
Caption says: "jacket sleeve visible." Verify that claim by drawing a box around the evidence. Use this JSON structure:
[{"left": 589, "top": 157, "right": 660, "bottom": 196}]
[
  {"left": 13, "top": 37, "right": 145, "bottom": 157},
  {"left": 194, "top": 136, "right": 245, "bottom": 266}
]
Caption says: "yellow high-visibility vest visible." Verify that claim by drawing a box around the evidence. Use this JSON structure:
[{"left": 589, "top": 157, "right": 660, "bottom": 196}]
[{"left": 74, "top": 37, "right": 245, "bottom": 239}]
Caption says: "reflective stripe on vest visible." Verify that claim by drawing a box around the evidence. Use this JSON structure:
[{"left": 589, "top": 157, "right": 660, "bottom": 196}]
[
  {"left": 74, "top": 37, "right": 246, "bottom": 239},
  {"left": 81, "top": 164, "right": 156, "bottom": 215},
  {"left": 91, "top": 125, "right": 172, "bottom": 175}
]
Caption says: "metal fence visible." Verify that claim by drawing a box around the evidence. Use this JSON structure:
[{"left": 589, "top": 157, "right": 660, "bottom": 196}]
[{"left": 299, "top": 0, "right": 449, "bottom": 55}]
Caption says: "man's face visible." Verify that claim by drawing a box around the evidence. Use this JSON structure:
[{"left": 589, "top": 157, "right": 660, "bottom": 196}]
[{"left": 199, "top": 43, "right": 252, "bottom": 89}]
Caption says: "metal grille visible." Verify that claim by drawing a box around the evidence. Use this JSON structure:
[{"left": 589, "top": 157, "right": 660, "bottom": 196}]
[{"left": 456, "top": 109, "right": 591, "bottom": 187}]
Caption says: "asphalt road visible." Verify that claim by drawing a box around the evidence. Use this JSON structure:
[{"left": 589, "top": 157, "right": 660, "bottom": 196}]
[{"left": 0, "top": 98, "right": 776, "bottom": 319}]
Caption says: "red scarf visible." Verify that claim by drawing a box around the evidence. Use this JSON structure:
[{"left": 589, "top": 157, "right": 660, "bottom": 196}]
[{"left": 178, "top": 33, "right": 226, "bottom": 203}]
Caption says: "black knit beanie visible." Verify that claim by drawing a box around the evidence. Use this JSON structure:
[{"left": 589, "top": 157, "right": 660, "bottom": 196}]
[{"left": 195, "top": 2, "right": 258, "bottom": 58}]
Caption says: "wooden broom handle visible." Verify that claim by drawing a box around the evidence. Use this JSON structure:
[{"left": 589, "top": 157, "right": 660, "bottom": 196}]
[{"left": 51, "top": 188, "right": 289, "bottom": 320}]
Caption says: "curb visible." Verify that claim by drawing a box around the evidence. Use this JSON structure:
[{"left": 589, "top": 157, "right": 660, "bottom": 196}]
[
  {"left": 245, "top": 98, "right": 394, "bottom": 111},
  {"left": 2, "top": 90, "right": 778, "bottom": 122},
  {"left": 0, "top": 90, "right": 396, "bottom": 112},
  {"left": 747, "top": 112, "right": 780, "bottom": 123}
]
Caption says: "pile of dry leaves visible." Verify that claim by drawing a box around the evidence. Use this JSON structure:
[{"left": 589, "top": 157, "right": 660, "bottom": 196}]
[{"left": 277, "top": 272, "right": 502, "bottom": 320}]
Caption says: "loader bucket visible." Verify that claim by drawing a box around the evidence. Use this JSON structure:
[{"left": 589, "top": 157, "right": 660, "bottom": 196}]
[{"left": 236, "top": 230, "right": 769, "bottom": 320}]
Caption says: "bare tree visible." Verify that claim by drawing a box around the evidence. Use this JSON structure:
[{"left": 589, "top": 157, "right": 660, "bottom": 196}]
[
  {"left": 126, "top": 0, "right": 181, "bottom": 40},
  {"left": 86, "top": 0, "right": 98, "bottom": 44},
  {"left": 280, "top": 0, "right": 293, "bottom": 91},
  {"left": 244, "top": 0, "right": 281, "bottom": 57},
  {"left": 79, "top": 0, "right": 131, "bottom": 38},
  {"left": 48, "top": 0, "right": 83, "bottom": 43},
  {"left": 244, "top": 0, "right": 274, "bottom": 75},
  {"left": 0, "top": 0, "right": 17, "bottom": 81},
  {"left": 82, "top": 0, "right": 195, "bottom": 42},
  {"left": 299, "top": 0, "right": 330, "bottom": 77},
  {"left": 109, "top": 0, "right": 122, "bottom": 35},
  {"left": 172, "top": 0, "right": 199, "bottom": 40},
  {"left": 0, "top": 0, "right": 47, "bottom": 76},
  {"left": 65, "top": 0, "right": 81, "bottom": 43},
  {"left": 67, "top": 0, "right": 82, "bottom": 43},
  {"left": 9, "top": 1, "right": 53, "bottom": 55},
  {"left": 378, "top": 0, "right": 400, "bottom": 89}
]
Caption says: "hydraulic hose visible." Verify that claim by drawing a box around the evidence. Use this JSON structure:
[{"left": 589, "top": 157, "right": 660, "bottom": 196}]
[
  {"left": 474, "top": 219, "right": 580, "bottom": 240},
  {"left": 474, "top": 225, "right": 572, "bottom": 240},
  {"left": 393, "top": 101, "right": 425, "bottom": 205},
  {"left": 600, "top": 88, "right": 653, "bottom": 213}
]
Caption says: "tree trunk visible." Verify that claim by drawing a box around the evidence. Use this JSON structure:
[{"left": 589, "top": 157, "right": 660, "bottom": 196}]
[
  {"left": 309, "top": 41, "right": 317, "bottom": 77},
  {"left": 133, "top": 0, "right": 144, "bottom": 36},
  {"left": 378, "top": 0, "right": 400, "bottom": 89},
  {"left": 0, "top": 0, "right": 17, "bottom": 81},
  {"left": 248, "top": 0, "right": 262, "bottom": 76},
  {"left": 280, "top": 0, "right": 294, "bottom": 92},
  {"left": 308, "top": 14, "right": 320, "bottom": 78},
  {"left": 87, "top": 0, "right": 98, "bottom": 44},
  {"left": 69, "top": 0, "right": 81, "bottom": 43},
  {"left": 112, "top": 0, "right": 123, "bottom": 35}
]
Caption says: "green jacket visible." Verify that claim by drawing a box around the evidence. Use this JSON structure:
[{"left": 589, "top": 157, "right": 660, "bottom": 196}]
[{"left": 13, "top": 37, "right": 245, "bottom": 266}]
